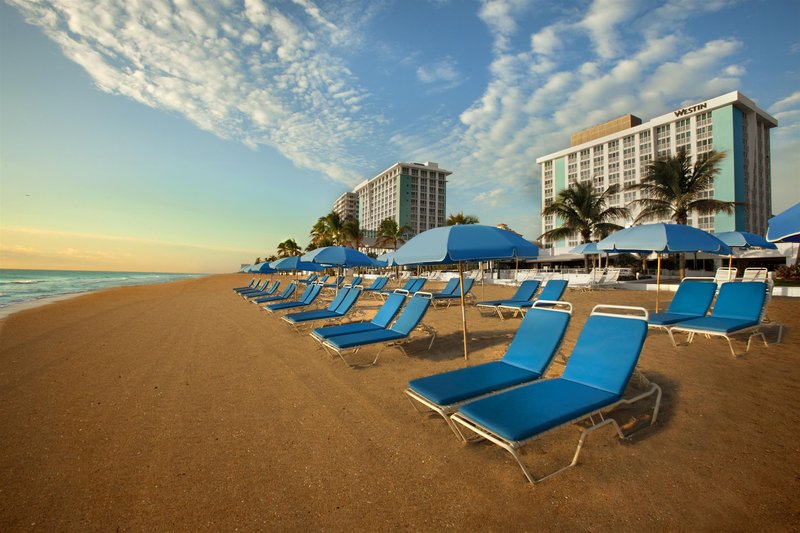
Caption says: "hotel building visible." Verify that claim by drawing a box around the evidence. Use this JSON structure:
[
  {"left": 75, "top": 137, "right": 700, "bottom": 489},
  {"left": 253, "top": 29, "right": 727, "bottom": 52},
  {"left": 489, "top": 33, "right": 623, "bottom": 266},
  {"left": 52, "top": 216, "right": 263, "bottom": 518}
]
[
  {"left": 332, "top": 192, "right": 359, "bottom": 222},
  {"left": 353, "top": 161, "right": 451, "bottom": 238},
  {"left": 536, "top": 91, "right": 778, "bottom": 253}
]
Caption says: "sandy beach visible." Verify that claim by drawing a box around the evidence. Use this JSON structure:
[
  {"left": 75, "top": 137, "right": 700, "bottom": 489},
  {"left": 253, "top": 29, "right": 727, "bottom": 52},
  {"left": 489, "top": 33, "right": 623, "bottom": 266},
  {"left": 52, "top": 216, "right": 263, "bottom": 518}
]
[{"left": 1, "top": 273, "right": 798, "bottom": 531}]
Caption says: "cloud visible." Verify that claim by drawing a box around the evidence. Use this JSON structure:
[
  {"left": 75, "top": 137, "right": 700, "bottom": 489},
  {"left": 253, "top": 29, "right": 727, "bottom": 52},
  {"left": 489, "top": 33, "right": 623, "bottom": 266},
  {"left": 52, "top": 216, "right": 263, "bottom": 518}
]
[
  {"left": 770, "top": 91, "right": 800, "bottom": 113},
  {"left": 7, "top": 0, "right": 383, "bottom": 187},
  {"left": 417, "top": 57, "right": 461, "bottom": 84}
]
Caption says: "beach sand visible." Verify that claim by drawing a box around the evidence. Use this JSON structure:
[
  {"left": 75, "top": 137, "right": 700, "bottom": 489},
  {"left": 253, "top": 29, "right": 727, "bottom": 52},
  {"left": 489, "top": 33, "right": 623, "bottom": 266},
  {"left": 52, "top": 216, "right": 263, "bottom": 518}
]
[{"left": 1, "top": 274, "right": 798, "bottom": 530}]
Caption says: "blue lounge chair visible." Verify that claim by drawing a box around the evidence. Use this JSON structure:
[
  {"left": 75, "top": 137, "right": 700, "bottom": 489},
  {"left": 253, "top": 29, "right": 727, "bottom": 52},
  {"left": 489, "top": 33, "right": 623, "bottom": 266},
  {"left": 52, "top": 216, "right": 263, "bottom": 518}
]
[
  {"left": 251, "top": 282, "right": 296, "bottom": 304},
  {"left": 450, "top": 305, "right": 661, "bottom": 484},
  {"left": 310, "top": 290, "right": 407, "bottom": 345},
  {"left": 497, "top": 279, "right": 569, "bottom": 318},
  {"left": 407, "top": 301, "right": 572, "bottom": 435},
  {"left": 323, "top": 276, "right": 345, "bottom": 289},
  {"left": 236, "top": 279, "right": 269, "bottom": 295},
  {"left": 476, "top": 280, "right": 541, "bottom": 318},
  {"left": 668, "top": 281, "right": 771, "bottom": 357},
  {"left": 377, "top": 277, "right": 423, "bottom": 300},
  {"left": 233, "top": 278, "right": 257, "bottom": 291},
  {"left": 322, "top": 292, "right": 435, "bottom": 367},
  {"left": 298, "top": 273, "right": 319, "bottom": 285},
  {"left": 361, "top": 276, "right": 389, "bottom": 295},
  {"left": 431, "top": 277, "right": 475, "bottom": 309},
  {"left": 242, "top": 280, "right": 281, "bottom": 299},
  {"left": 431, "top": 278, "right": 460, "bottom": 298},
  {"left": 282, "top": 287, "right": 362, "bottom": 330},
  {"left": 648, "top": 280, "right": 717, "bottom": 332},
  {"left": 263, "top": 283, "right": 323, "bottom": 313}
]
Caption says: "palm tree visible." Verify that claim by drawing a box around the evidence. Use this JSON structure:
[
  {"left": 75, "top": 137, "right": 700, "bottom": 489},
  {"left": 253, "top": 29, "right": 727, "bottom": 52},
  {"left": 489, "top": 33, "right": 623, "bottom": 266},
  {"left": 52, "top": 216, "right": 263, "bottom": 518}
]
[
  {"left": 626, "top": 148, "right": 736, "bottom": 278},
  {"left": 376, "top": 218, "right": 412, "bottom": 250},
  {"left": 276, "top": 238, "right": 301, "bottom": 257},
  {"left": 539, "top": 182, "right": 629, "bottom": 272},
  {"left": 446, "top": 211, "right": 480, "bottom": 225},
  {"left": 309, "top": 211, "right": 347, "bottom": 248},
  {"left": 343, "top": 216, "right": 365, "bottom": 250}
]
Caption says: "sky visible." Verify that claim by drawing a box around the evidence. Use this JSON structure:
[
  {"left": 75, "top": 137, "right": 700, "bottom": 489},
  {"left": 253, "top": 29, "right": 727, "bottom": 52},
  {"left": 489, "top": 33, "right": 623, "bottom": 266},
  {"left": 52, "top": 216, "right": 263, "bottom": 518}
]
[{"left": 1, "top": 0, "right": 798, "bottom": 274}]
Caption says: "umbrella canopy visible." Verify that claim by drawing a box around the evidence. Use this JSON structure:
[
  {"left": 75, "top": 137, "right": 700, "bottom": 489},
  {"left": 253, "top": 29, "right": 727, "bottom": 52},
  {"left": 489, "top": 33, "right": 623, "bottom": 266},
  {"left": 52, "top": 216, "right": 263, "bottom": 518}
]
[
  {"left": 375, "top": 251, "right": 398, "bottom": 267},
  {"left": 597, "top": 223, "right": 732, "bottom": 255},
  {"left": 270, "top": 256, "right": 324, "bottom": 272},
  {"left": 241, "top": 264, "right": 254, "bottom": 273},
  {"left": 570, "top": 242, "right": 600, "bottom": 255},
  {"left": 394, "top": 225, "right": 539, "bottom": 265},
  {"left": 254, "top": 262, "right": 277, "bottom": 274},
  {"left": 300, "top": 246, "right": 376, "bottom": 267},
  {"left": 597, "top": 223, "right": 731, "bottom": 312},
  {"left": 767, "top": 202, "right": 800, "bottom": 243},
  {"left": 394, "top": 225, "right": 539, "bottom": 360},
  {"left": 716, "top": 231, "right": 777, "bottom": 250}
]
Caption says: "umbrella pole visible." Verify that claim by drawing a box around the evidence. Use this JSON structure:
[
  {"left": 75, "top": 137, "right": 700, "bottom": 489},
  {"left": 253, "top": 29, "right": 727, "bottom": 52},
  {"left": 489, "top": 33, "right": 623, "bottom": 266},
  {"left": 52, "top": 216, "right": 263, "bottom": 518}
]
[
  {"left": 458, "top": 261, "right": 468, "bottom": 361},
  {"left": 728, "top": 255, "right": 733, "bottom": 279},
  {"left": 656, "top": 254, "right": 662, "bottom": 313},
  {"left": 515, "top": 257, "right": 519, "bottom": 283}
]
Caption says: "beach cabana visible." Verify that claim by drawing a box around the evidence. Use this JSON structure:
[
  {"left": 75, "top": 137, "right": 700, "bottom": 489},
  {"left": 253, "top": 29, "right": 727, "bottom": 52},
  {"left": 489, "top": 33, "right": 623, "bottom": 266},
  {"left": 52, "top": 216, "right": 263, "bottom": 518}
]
[
  {"left": 394, "top": 224, "right": 539, "bottom": 360},
  {"left": 597, "top": 223, "right": 731, "bottom": 312}
]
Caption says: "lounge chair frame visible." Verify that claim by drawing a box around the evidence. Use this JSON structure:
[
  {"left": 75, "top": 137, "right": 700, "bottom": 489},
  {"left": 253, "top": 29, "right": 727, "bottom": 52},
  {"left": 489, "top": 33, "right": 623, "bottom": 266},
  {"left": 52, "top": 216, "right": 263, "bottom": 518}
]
[{"left": 449, "top": 305, "right": 662, "bottom": 485}]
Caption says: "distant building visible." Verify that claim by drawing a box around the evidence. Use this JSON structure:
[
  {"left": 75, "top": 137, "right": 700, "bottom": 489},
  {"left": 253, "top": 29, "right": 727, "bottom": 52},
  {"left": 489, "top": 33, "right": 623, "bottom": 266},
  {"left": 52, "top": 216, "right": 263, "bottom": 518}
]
[
  {"left": 354, "top": 161, "right": 451, "bottom": 238},
  {"left": 332, "top": 191, "right": 359, "bottom": 222},
  {"left": 536, "top": 91, "right": 778, "bottom": 253}
]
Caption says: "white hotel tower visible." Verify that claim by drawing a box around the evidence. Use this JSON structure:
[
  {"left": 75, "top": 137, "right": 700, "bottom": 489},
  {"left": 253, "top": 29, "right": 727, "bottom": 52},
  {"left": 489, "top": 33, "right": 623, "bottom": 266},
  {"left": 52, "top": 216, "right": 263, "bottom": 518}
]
[
  {"left": 353, "top": 161, "right": 451, "bottom": 238},
  {"left": 536, "top": 91, "right": 777, "bottom": 253}
]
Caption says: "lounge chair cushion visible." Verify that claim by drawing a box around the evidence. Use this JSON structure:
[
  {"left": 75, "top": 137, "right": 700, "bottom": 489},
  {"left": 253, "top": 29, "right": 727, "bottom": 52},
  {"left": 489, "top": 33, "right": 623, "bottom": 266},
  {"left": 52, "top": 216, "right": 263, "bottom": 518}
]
[
  {"left": 311, "top": 322, "right": 383, "bottom": 342},
  {"left": 671, "top": 316, "right": 760, "bottom": 334},
  {"left": 665, "top": 281, "right": 717, "bottom": 316},
  {"left": 458, "top": 378, "right": 618, "bottom": 441},
  {"left": 409, "top": 362, "right": 539, "bottom": 406},
  {"left": 324, "top": 329, "right": 406, "bottom": 349},
  {"left": 649, "top": 311, "right": 702, "bottom": 326},
  {"left": 284, "top": 309, "right": 339, "bottom": 324},
  {"left": 560, "top": 315, "right": 647, "bottom": 396}
]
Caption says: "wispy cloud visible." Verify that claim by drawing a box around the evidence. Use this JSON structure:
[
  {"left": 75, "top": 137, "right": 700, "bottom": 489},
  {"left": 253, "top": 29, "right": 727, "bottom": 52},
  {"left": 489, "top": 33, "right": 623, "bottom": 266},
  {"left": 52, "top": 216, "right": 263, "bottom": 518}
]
[
  {"left": 8, "top": 0, "right": 383, "bottom": 186},
  {"left": 421, "top": 0, "right": 745, "bottom": 237}
]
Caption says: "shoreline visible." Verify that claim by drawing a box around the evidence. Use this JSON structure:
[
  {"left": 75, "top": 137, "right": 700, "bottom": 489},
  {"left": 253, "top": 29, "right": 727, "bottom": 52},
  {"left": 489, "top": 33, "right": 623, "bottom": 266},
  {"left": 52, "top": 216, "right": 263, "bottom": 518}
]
[{"left": 0, "top": 272, "right": 215, "bottom": 321}]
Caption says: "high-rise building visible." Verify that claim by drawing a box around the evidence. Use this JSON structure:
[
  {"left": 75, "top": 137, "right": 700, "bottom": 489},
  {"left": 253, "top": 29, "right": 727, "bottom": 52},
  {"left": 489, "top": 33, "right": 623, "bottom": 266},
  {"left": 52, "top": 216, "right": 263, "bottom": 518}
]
[
  {"left": 536, "top": 91, "right": 777, "bottom": 253},
  {"left": 332, "top": 192, "right": 359, "bottom": 222},
  {"left": 354, "top": 161, "right": 451, "bottom": 238}
]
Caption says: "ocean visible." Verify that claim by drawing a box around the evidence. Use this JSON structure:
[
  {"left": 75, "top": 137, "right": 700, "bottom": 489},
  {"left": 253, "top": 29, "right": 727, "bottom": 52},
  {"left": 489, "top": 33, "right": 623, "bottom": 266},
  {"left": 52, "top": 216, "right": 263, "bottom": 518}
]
[{"left": 0, "top": 269, "right": 204, "bottom": 309}]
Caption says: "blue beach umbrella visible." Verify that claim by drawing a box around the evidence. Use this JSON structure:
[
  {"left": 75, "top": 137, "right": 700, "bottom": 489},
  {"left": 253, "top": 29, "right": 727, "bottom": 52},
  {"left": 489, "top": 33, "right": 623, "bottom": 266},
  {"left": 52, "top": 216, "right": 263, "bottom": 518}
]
[
  {"left": 394, "top": 225, "right": 539, "bottom": 359},
  {"left": 254, "top": 262, "right": 277, "bottom": 274},
  {"left": 716, "top": 231, "right": 778, "bottom": 277},
  {"left": 767, "top": 202, "right": 800, "bottom": 243},
  {"left": 570, "top": 242, "right": 600, "bottom": 255},
  {"left": 597, "top": 223, "right": 732, "bottom": 311},
  {"left": 270, "top": 256, "right": 324, "bottom": 272},
  {"left": 300, "top": 246, "right": 376, "bottom": 267},
  {"left": 301, "top": 246, "right": 376, "bottom": 294},
  {"left": 376, "top": 251, "right": 398, "bottom": 267}
]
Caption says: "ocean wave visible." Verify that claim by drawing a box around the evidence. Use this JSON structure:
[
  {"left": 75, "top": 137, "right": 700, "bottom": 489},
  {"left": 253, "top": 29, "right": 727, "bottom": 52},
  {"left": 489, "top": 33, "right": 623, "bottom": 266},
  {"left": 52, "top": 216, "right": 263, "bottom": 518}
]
[{"left": 0, "top": 280, "right": 45, "bottom": 285}]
